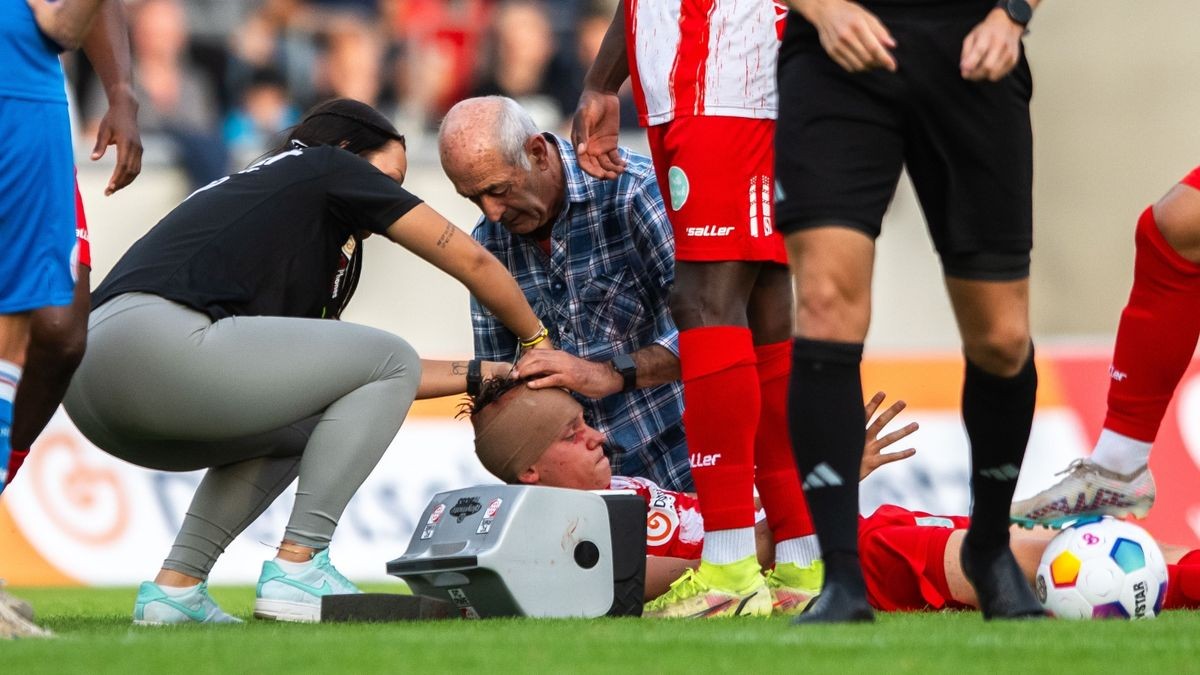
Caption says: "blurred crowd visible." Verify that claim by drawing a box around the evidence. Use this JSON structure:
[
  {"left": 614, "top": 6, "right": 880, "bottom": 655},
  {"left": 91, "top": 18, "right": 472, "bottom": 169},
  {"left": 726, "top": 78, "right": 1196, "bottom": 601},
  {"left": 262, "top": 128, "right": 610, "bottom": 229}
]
[{"left": 66, "top": 0, "right": 640, "bottom": 188}]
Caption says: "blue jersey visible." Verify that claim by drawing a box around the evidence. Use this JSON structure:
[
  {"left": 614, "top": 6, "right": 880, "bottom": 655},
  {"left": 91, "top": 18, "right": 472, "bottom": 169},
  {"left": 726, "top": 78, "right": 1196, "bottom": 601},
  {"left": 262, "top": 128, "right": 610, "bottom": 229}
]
[
  {"left": 0, "top": 1, "right": 75, "bottom": 313},
  {"left": 0, "top": 2, "right": 67, "bottom": 103}
]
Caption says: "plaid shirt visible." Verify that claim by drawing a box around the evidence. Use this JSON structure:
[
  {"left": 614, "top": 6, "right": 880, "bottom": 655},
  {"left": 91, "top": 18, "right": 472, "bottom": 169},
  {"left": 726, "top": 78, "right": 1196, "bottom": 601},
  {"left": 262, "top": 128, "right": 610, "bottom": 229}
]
[{"left": 471, "top": 134, "right": 692, "bottom": 491}]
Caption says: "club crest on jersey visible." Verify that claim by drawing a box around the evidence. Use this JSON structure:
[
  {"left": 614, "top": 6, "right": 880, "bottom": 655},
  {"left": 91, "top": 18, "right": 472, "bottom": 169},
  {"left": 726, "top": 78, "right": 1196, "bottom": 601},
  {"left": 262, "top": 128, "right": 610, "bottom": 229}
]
[{"left": 667, "top": 166, "right": 689, "bottom": 211}]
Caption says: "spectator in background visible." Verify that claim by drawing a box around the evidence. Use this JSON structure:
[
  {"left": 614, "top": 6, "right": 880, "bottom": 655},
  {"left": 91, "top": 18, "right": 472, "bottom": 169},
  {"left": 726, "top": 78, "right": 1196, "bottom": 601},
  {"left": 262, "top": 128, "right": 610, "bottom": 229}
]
[
  {"left": 383, "top": 0, "right": 494, "bottom": 130},
  {"left": 104, "top": 0, "right": 227, "bottom": 188},
  {"left": 469, "top": 0, "right": 576, "bottom": 131},
  {"left": 316, "top": 16, "right": 384, "bottom": 106},
  {"left": 223, "top": 67, "right": 299, "bottom": 163}
]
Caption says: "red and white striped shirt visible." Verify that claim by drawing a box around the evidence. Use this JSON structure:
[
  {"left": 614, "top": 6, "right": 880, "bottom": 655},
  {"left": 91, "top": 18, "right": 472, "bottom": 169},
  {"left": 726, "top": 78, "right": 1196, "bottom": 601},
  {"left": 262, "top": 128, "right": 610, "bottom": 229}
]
[{"left": 625, "top": 0, "right": 787, "bottom": 126}]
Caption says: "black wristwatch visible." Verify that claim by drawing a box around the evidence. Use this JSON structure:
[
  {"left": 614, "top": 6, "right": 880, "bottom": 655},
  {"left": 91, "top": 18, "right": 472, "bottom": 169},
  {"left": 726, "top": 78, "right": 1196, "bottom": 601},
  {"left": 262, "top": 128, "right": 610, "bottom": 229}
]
[
  {"left": 609, "top": 353, "right": 637, "bottom": 393},
  {"left": 467, "top": 359, "right": 483, "bottom": 397},
  {"left": 996, "top": 0, "right": 1033, "bottom": 27}
]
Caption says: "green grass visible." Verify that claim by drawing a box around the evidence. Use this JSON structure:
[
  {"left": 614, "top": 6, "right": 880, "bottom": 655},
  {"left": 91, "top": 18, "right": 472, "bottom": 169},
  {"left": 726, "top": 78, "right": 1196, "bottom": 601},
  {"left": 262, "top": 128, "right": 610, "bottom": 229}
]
[{"left": 5, "top": 587, "right": 1200, "bottom": 674}]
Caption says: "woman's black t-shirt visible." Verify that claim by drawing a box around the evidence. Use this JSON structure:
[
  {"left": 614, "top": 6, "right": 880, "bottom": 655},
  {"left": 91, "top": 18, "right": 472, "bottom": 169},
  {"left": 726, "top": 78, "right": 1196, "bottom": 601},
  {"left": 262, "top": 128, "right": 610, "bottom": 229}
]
[{"left": 92, "top": 145, "right": 422, "bottom": 320}]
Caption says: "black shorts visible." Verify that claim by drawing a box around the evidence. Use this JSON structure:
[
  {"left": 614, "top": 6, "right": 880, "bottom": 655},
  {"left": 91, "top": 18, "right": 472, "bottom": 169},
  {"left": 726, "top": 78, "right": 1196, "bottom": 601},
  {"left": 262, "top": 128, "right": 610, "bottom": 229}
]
[{"left": 775, "top": 1, "right": 1034, "bottom": 280}]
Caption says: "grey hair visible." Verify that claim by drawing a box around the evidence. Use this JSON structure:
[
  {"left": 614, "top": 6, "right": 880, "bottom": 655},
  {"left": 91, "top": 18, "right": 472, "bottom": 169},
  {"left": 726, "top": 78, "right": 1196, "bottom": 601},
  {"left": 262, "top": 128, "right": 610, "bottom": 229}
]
[
  {"left": 440, "top": 96, "right": 540, "bottom": 171},
  {"left": 491, "top": 96, "right": 540, "bottom": 170}
]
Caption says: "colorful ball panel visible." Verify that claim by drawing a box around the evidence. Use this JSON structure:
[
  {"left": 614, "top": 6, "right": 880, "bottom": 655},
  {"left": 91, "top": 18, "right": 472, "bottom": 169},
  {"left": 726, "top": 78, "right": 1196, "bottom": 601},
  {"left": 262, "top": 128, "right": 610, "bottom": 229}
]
[
  {"left": 1050, "top": 550, "right": 1081, "bottom": 587},
  {"left": 1110, "top": 538, "right": 1146, "bottom": 573}
]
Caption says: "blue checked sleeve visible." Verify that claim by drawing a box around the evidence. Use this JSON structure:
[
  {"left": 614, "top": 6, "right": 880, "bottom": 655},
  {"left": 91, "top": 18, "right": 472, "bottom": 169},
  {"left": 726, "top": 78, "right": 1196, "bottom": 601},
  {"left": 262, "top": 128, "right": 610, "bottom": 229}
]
[
  {"left": 626, "top": 171, "right": 680, "bottom": 357},
  {"left": 470, "top": 223, "right": 518, "bottom": 362}
]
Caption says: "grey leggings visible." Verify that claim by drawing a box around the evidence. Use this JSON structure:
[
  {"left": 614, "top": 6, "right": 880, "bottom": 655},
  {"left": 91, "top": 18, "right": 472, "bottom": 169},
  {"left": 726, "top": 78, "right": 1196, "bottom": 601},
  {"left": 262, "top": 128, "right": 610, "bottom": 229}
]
[{"left": 63, "top": 293, "right": 421, "bottom": 578}]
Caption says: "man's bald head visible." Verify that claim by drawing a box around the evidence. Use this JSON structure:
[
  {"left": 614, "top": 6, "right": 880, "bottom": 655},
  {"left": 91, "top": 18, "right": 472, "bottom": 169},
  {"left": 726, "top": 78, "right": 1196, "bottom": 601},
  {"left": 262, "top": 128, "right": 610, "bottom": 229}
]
[
  {"left": 439, "top": 96, "right": 539, "bottom": 174},
  {"left": 438, "top": 96, "right": 565, "bottom": 236}
]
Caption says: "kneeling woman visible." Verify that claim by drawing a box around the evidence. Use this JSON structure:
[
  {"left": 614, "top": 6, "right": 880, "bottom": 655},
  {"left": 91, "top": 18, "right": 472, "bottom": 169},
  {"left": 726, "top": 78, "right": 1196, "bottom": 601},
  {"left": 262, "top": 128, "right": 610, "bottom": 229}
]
[{"left": 64, "top": 99, "right": 547, "bottom": 624}]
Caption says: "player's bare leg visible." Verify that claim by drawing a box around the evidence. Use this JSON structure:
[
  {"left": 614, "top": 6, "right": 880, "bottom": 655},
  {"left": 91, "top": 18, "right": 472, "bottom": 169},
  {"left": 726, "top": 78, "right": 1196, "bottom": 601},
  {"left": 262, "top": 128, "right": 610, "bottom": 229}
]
[
  {"left": 946, "top": 276, "right": 1044, "bottom": 619},
  {"left": 7, "top": 266, "right": 89, "bottom": 483},
  {"left": 786, "top": 227, "right": 875, "bottom": 624},
  {"left": 646, "top": 261, "right": 771, "bottom": 618}
]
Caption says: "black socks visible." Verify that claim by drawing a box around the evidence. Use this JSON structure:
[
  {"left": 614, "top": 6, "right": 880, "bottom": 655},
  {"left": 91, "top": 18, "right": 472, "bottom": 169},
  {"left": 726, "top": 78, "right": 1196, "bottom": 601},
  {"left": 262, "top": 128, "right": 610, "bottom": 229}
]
[
  {"left": 788, "top": 338, "right": 865, "bottom": 558},
  {"left": 962, "top": 345, "right": 1038, "bottom": 548}
]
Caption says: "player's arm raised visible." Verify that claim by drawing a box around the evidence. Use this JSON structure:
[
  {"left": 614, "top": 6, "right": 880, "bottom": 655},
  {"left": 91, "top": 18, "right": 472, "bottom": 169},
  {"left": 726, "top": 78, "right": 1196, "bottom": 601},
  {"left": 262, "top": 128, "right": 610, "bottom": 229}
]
[
  {"left": 386, "top": 204, "right": 548, "bottom": 350},
  {"left": 860, "top": 391, "right": 919, "bottom": 479},
  {"left": 27, "top": 0, "right": 108, "bottom": 51},
  {"left": 788, "top": 0, "right": 897, "bottom": 73},
  {"left": 572, "top": 0, "right": 628, "bottom": 180}
]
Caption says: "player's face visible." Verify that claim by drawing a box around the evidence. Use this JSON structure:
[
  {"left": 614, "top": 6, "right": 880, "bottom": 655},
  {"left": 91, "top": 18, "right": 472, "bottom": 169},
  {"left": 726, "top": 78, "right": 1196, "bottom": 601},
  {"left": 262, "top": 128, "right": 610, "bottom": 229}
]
[
  {"left": 530, "top": 412, "right": 610, "bottom": 490},
  {"left": 364, "top": 139, "right": 409, "bottom": 184},
  {"left": 449, "top": 137, "right": 559, "bottom": 236}
]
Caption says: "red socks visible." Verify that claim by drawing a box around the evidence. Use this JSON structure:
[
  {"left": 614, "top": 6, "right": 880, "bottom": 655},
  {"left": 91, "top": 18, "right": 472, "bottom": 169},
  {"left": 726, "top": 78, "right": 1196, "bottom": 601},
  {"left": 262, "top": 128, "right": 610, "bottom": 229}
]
[
  {"left": 1103, "top": 206, "right": 1200, "bottom": 441},
  {"left": 753, "top": 341, "right": 815, "bottom": 542},
  {"left": 6, "top": 448, "right": 29, "bottom": 483},
  {"left": 680, "top": 326, "right": 759, "bottom": 531}
]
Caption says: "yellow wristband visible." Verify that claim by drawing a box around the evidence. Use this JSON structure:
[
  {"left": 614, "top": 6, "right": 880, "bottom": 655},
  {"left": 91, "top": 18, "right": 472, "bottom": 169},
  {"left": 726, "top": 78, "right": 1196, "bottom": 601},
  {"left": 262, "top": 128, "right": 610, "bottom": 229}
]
[{"left": 519, "top": 324, "right": 549, "bottom": 349}]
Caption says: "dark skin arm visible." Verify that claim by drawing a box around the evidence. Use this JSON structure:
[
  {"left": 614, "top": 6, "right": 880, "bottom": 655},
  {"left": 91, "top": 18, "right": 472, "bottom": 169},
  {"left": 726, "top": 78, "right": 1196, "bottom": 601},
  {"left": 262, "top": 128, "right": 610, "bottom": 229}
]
[
  {"left": 26, "top": 0, "right": 107, "bottom": 51},
  {"left": 514, "top": 343, "right": 678, "bottom": 399},
  {"left": 571, "top": 0, "right": 628, "bottom": 180},
  {"left": 81, "top": 0, "right": 141, "bottom": 195}
]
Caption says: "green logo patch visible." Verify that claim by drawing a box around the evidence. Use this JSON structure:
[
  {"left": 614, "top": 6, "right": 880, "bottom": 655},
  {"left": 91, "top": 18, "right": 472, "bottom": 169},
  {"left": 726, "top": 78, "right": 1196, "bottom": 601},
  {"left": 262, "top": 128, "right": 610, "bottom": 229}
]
[{"left": 667, "top": 166, "right": 689, "bottom": 211}]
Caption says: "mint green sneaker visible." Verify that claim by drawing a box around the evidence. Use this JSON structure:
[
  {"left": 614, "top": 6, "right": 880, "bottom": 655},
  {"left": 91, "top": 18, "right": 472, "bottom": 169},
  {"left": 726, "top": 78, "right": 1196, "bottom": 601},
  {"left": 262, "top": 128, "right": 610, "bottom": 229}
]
[
  {"left": 254, "top": 549, "right": 361, "bottom": 623},
  {"left": 133, "top": 581, "right": 241, "bottom": 625}
]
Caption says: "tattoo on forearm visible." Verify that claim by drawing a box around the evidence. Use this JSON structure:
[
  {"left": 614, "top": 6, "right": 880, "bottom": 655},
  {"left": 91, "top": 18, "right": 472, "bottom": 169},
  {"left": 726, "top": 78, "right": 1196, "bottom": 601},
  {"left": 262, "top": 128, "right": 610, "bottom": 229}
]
[
  {"left": 451, "top": 361, "right": 468, "bottom": 376},
  {"left": 436, "top": 223, "right": 456, "bottom": 248}
]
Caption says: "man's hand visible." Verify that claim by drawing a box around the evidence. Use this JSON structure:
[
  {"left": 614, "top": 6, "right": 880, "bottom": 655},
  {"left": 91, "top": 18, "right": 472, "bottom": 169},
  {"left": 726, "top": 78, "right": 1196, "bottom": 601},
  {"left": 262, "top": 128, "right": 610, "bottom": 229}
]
[
  {"left": 792, "top": 0, "right": 897, "bottom": 73},
  {"left": 572, "top": 89, "right": 627, "bottom": 180},
  {"left": 513, "top": 349, "right": 623, "bottom": 398},
  {"left": 859, "top": 391, "right": 918, "bottom": 480},
  {"left": 92, "top": 89, "right": 142, "bottom": 195},
  {"left": 960, "top": 8, "right": 1024, "bottom": 82}
]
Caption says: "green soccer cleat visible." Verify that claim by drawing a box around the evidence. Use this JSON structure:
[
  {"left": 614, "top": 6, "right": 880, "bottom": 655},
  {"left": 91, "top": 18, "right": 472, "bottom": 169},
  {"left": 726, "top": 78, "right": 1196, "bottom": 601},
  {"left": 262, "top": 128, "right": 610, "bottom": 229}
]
[
  {"left": 765, "top": 560, "right": 824, "bottom": 616},
  {"left": 643, "top": 556, "right": 772, "bottom": 619}
]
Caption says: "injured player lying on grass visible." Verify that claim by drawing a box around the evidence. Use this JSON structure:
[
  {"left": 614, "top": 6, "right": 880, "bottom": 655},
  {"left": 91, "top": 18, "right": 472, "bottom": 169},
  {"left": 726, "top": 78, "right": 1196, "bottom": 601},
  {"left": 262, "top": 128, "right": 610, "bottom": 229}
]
[{"left": 466, "top": 378, "right": 1200, "bottom": 614}]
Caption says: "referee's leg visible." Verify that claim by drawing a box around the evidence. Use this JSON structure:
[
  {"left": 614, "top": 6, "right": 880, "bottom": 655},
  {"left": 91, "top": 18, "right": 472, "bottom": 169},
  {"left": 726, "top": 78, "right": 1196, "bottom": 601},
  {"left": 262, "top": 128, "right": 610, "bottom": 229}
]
[
  {"left": 945, "top": 274, "right": 1045, "bottom": 619},
  {"left": 785, "top": 226, "right": 876, "bottom": 623}
]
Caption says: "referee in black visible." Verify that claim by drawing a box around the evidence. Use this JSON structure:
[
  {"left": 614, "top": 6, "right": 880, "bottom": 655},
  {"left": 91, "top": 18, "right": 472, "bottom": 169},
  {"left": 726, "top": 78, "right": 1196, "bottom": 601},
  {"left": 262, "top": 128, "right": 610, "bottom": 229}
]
[{"left": 776, "top": 0, "right": 1044, "bottom": 622}]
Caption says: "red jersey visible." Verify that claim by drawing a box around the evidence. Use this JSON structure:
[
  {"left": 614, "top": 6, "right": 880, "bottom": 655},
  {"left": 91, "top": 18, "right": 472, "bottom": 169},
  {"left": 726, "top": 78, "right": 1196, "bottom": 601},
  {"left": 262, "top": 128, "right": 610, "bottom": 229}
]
[
  {"left": 625, "top": 0, "right": 787, "bottom": 126},
  {"left": 610, "top": 475, "right": 705, "bottom": 559}
]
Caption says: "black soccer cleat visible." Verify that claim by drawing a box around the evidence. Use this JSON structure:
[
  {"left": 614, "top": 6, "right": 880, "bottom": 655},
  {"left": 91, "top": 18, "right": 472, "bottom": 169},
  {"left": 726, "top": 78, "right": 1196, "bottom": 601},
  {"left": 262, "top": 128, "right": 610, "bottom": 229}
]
[
  {"left": 960, "top": 539, "right": 1046, "bottom": 620},
  {"left": 790, "top": 581, "right": 874, "bottom": 625}
]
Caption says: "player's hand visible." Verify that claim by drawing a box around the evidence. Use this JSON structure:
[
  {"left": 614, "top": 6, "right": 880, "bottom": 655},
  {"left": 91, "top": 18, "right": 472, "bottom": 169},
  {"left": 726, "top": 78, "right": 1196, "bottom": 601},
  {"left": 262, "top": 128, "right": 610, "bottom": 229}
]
[
  {"left": 960, "top": 8, "right": 1024, "bottom": 82},
  {"left": 513, "top": 349, "right": 623, "bottom": 398},
  {"left": 571, "top": 89, "right": 626, "bottom": 181},
  {"left": 796, "top": 0, "right": 897, "bottom": 73},
  {"left": 92, "top": 88, "right": 143, "bottom": 195},
  {"left": 860, "top": 391, "right": 918, "bottom": 480}
]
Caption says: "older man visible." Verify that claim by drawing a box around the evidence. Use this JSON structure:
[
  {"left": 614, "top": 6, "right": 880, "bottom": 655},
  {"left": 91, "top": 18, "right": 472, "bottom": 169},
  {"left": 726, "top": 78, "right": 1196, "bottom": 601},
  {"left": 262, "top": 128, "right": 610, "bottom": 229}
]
[{"left": 438, "top": 95, "right": 692, "bottom": 491}]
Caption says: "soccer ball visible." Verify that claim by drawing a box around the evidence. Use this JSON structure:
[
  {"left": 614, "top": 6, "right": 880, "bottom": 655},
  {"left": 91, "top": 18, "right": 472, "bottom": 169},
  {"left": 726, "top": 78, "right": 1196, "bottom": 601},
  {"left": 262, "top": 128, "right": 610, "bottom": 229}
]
[{"left": 1035, "top": 517, "right": 1168, "bottom": 619}]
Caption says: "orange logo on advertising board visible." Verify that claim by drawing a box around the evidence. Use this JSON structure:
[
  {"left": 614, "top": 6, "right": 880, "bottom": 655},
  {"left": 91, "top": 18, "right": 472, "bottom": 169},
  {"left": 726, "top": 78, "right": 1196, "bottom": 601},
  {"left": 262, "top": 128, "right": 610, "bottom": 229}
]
[{"left": 30, "top": 432, "right": 130, "bottom": 546}]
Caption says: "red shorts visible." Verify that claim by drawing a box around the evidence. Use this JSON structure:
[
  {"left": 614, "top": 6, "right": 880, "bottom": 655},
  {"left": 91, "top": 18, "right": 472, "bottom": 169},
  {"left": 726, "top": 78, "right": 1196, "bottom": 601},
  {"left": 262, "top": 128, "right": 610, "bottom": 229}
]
[
  {"left": 74, "top": 176, "right": 90, "bottom": 269},
  {"left": 859, "top": 505, "right": 971, "bottom": 612},
  {"left": 646, "top": 116, "right": 787, "bottom": 265}
]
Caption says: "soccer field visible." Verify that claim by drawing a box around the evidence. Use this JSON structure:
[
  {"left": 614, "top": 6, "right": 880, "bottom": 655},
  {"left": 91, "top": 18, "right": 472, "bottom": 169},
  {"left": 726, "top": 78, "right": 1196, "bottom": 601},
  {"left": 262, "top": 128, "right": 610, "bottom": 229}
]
[{"left": 5, "top": 587, "right": 1200, "bottom": 674}]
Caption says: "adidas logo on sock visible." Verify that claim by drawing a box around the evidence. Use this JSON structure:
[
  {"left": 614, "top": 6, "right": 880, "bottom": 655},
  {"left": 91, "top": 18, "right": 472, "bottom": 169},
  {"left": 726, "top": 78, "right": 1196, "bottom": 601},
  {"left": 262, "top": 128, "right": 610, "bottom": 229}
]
[
  {"left": 803, "top": 462, "right": 844, "bottom": 490},
  {"left": 978, "top": 463, "right": 1020, "bottom": 481}
]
